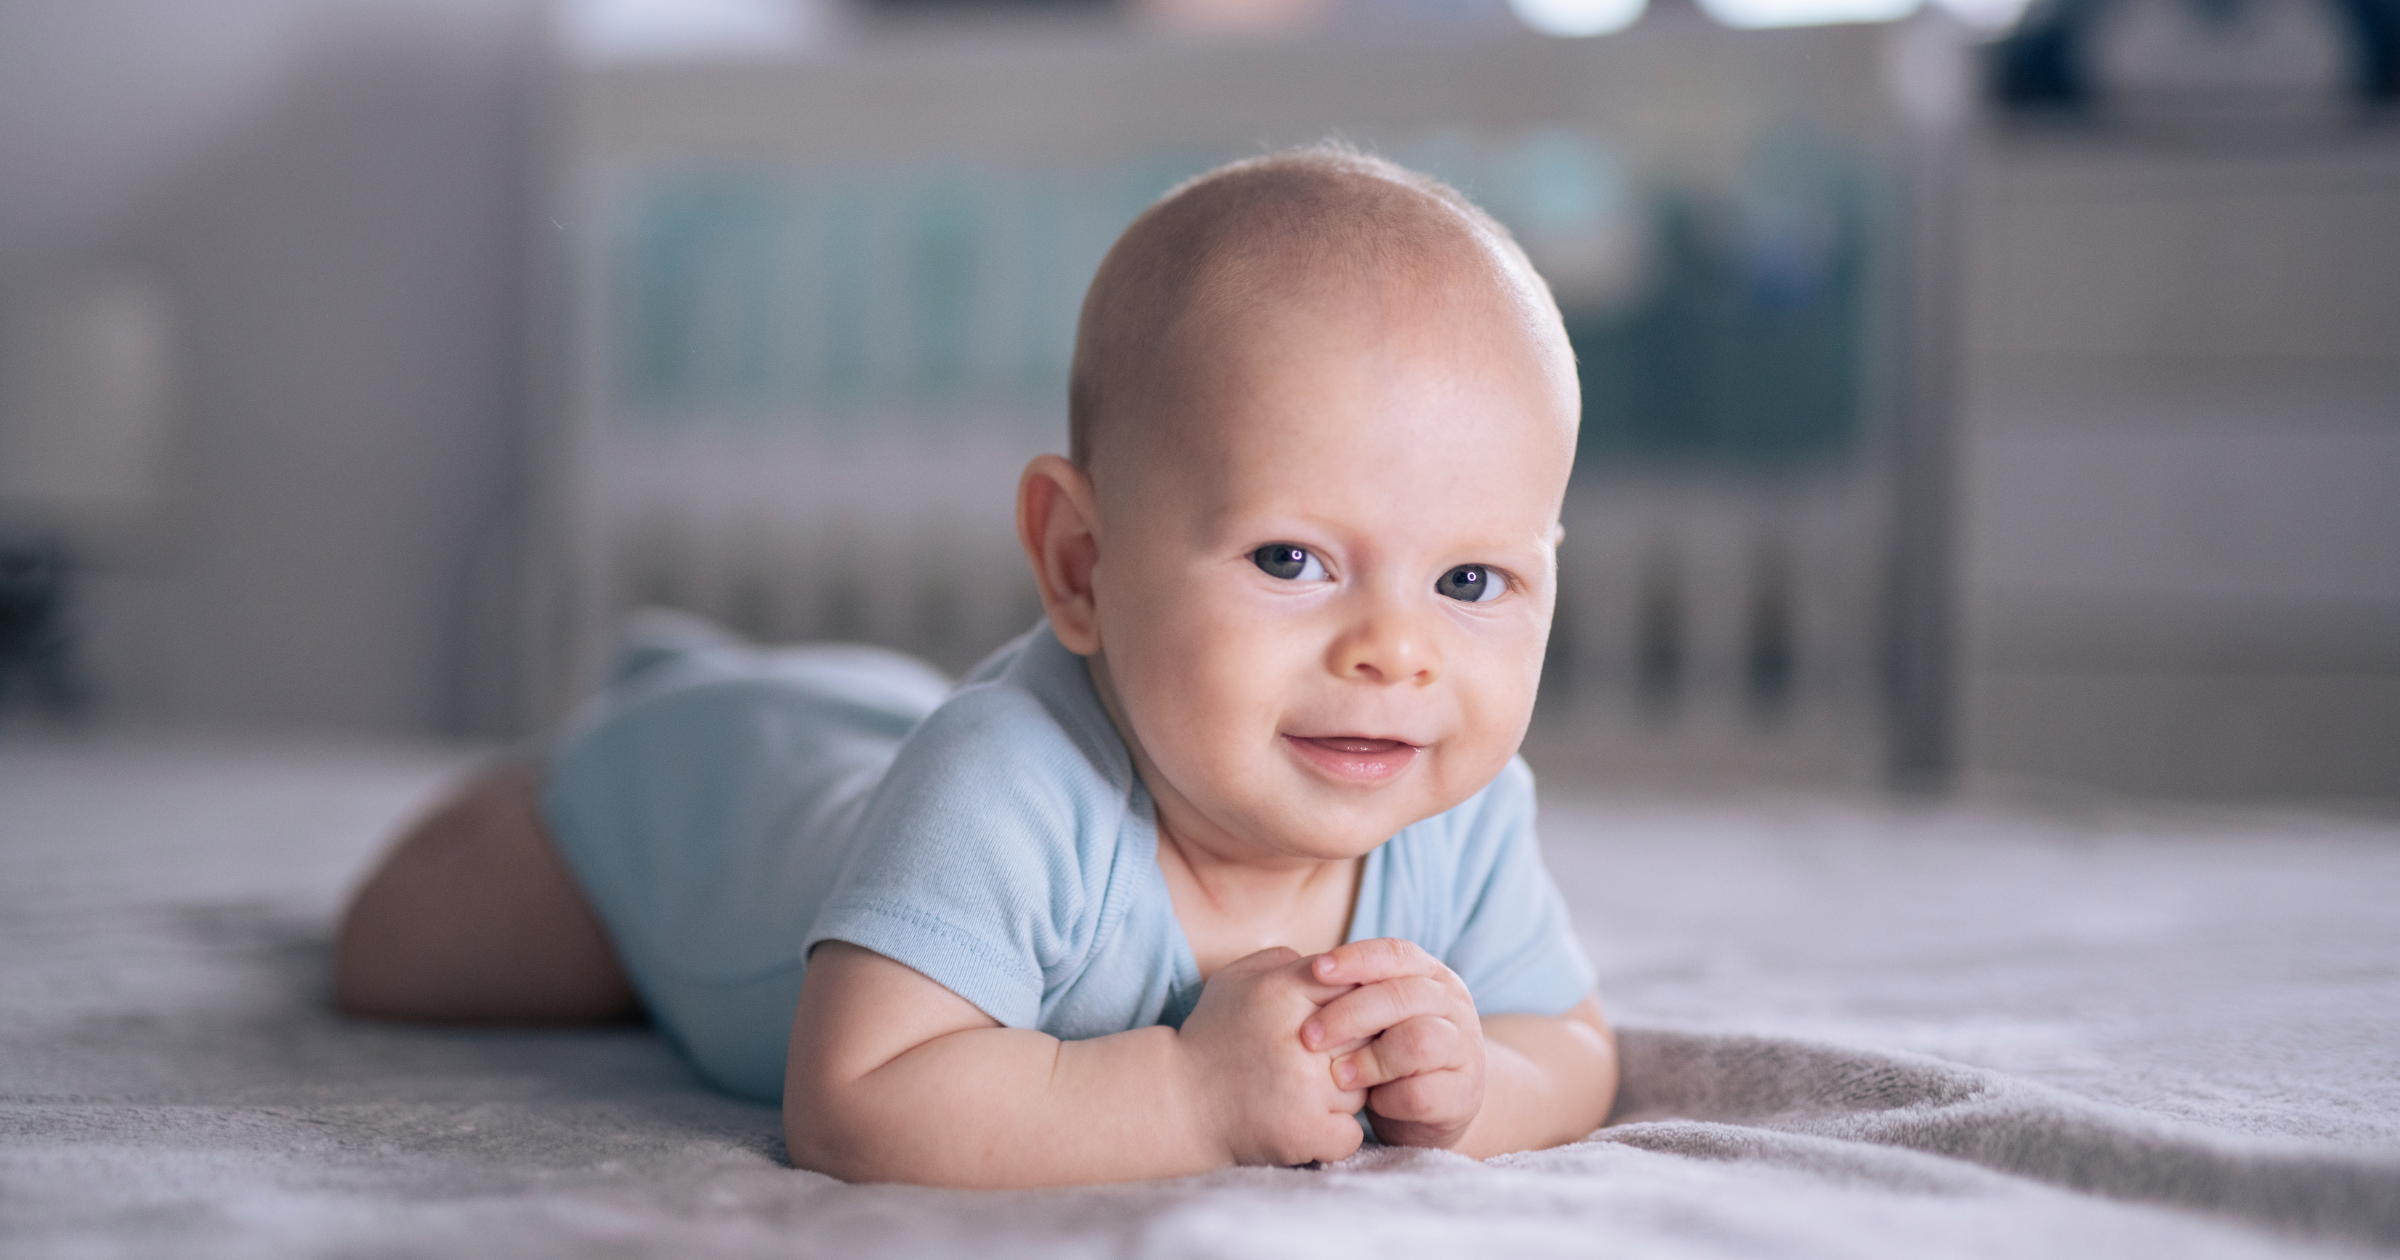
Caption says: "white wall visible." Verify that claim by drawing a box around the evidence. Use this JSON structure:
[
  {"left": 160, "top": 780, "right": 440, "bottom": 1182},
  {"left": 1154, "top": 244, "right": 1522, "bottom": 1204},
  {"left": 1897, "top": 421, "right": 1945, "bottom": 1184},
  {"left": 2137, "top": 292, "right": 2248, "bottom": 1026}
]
[
  {"left": 0, "top": 0, "right": 540, "bottom": 735},
  {"left": 1956, "top": 138, "right": 2400, "bottom": 798}
]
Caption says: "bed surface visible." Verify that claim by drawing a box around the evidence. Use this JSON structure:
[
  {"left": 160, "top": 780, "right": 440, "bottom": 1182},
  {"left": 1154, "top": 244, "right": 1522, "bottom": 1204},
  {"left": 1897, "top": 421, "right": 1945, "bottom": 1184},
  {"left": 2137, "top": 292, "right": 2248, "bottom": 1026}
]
[{"left": 4, "top": 738, "right": 2396, "bottom": 1257}]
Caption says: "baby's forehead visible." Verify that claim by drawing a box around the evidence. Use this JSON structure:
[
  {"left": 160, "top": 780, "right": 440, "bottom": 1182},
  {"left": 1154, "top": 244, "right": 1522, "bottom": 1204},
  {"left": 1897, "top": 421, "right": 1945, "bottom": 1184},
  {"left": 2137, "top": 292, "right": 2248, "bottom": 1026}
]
[
  {"left": 1102, "top": 280, "right": 1565, "bottom": 492},
  {"left": 1129, "top": 313, "right": 1569, "bottom": 492},
  {"left": 1073, "top": 152, "right": 1577, "bottom": 481},
  {"left": 1168, "top": 205, "right": 1521, "bottom": 328}
]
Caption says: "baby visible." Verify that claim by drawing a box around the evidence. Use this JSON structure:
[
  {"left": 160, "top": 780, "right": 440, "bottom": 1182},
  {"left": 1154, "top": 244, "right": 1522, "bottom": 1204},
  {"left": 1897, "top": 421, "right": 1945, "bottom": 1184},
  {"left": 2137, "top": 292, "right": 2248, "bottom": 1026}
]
[{"left": 335, "top": 146, "right": 1618, "bottom": 1187}]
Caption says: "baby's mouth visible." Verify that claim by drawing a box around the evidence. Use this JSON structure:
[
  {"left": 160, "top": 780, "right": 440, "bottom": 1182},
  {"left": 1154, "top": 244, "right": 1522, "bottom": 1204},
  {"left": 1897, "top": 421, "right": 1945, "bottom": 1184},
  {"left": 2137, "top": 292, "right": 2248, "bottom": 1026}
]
[{"left": 1283, "top": 735, "right": 1421, "bottom": 784}]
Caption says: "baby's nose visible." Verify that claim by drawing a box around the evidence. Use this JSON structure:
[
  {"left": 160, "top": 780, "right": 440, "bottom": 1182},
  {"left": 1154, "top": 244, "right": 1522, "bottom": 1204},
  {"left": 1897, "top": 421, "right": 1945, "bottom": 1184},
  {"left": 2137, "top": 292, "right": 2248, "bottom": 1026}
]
[{"left": 1327, "top": 607, "right": 1440, "bottom": 686}]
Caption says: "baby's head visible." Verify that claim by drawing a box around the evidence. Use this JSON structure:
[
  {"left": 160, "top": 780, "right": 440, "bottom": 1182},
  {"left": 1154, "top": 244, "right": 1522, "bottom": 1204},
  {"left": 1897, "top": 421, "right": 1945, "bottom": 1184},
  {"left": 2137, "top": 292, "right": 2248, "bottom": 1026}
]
[{"left": 1018, "top": 146, "right": 1578, "bottom": 866}]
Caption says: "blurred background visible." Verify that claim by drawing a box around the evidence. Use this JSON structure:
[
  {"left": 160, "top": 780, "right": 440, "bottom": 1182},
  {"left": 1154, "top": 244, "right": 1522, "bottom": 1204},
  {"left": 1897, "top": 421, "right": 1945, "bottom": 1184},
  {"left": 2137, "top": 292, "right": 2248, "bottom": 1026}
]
[{"left": 0, "top": 0, "right": 2392, "bottom": 800}]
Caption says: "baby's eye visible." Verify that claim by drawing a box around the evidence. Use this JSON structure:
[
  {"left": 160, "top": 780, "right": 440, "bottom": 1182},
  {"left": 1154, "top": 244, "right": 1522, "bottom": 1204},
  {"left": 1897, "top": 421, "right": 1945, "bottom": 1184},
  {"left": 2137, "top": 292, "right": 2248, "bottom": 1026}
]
[
  {"left": 1252, "top": 544, "right": 1328, "bottom": 582},
  {"left": 1434, "top": 564, "right": 1503, "bottom": 603}
]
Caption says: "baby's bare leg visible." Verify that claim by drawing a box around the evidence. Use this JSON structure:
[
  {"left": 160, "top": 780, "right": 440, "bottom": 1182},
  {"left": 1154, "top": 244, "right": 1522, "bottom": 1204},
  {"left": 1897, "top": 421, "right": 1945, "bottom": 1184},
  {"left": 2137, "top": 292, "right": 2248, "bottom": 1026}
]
[{"left": 334, "top": 762, "right": 638, "bottom": 1023}]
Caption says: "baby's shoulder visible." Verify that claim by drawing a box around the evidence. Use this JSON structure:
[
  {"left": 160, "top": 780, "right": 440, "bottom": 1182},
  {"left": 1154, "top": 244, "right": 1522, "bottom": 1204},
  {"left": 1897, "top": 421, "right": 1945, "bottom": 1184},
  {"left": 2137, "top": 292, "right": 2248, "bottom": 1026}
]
[
  {"left": 906, "top": 676, "right": 1056, "bottom": 745},
  {"left": 876, "top": 672, "right": 1135, "bottom": 831},
  {"left": 904, "top": 674, "right": 1097, "bottom": 762},
  {"left": 835, "top": 660, "right": 1141, "bottom": 949}
]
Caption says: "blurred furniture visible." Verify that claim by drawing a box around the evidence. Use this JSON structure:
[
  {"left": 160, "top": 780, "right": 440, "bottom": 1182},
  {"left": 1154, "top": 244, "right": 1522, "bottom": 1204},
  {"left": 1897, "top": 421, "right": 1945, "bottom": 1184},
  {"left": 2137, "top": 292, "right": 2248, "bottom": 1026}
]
[{"left": 1954, "top": 132, "right": 2400, "bottom": 798}]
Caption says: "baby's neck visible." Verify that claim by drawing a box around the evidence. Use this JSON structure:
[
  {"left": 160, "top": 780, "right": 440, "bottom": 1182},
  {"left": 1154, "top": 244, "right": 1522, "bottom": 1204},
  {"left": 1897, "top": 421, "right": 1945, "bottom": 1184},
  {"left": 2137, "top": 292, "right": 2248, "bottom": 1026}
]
[{"left": 1155, "top": 820, "right": 1360, "bottom": 980}]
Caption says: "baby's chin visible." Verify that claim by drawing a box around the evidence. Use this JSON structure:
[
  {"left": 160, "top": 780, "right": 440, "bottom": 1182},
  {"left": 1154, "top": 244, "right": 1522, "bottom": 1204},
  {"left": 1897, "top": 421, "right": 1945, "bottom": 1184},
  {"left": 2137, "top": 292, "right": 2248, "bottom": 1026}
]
[
  {"left": 1241, "top": 820, "right": 1405, "bottom": 864},
  {"left": 1221, "top": 772, "right": 1464, "bottom": 861}
]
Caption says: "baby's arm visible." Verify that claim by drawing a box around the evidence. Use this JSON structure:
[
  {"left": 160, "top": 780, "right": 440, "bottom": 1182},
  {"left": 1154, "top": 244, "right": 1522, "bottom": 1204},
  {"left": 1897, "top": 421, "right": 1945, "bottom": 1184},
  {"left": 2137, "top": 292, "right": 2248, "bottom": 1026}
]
[
  {"left": 784, "top": 941, "right": 1366, "bottom": 1187},
  {"left": 1302, "top": 939, "right": 1617, "bottom": 1157}
]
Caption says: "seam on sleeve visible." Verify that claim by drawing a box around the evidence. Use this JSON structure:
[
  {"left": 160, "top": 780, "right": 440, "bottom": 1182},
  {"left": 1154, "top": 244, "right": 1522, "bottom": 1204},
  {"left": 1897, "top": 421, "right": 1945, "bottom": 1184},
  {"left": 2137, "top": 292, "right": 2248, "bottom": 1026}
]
[{"left": 808, "top": 898, "right": 1047, "bottom": 1027}]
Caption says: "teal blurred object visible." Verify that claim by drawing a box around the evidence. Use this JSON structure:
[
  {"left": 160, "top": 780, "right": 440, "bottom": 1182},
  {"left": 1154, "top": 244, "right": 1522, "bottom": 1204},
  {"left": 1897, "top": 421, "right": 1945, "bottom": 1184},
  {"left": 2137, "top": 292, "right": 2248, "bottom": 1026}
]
[
  {"left": 610, "top": 158, "right": 1204, "bottom": 432},
  {"left": 606, "top": 130, "right": 1880, "bottom": 477},
  {"left": 625, "top": 175, "right": 784, "bottom": 413}
]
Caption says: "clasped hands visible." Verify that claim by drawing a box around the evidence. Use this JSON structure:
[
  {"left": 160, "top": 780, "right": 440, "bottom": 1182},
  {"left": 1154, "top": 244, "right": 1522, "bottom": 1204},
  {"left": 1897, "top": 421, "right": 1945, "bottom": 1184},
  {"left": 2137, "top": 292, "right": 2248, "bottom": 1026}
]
[{"left": 1178, "top": 937, "right": 1483, "bottom": 1167}]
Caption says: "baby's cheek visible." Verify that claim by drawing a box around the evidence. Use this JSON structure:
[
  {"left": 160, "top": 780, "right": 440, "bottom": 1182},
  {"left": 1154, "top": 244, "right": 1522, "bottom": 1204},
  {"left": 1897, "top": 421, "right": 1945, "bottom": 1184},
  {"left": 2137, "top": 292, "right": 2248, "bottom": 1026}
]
[{"left": 1464, "top": 647, "right": 1543, "bottom": 748}]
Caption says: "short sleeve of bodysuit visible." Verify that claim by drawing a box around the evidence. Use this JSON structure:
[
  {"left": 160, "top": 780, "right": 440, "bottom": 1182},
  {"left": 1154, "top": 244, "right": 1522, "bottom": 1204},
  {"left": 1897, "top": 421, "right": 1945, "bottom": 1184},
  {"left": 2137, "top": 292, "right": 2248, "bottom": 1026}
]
[{"left": 802, "top": 639, "right": 1161, "bottom": 1032}]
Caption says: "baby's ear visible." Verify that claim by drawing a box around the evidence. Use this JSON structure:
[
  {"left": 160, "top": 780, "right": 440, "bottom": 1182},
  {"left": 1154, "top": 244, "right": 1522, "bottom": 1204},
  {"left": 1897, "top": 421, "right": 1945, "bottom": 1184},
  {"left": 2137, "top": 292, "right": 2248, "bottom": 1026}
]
[{"left": 1016, "top": 454, "right": 1104, "bottom": 655}]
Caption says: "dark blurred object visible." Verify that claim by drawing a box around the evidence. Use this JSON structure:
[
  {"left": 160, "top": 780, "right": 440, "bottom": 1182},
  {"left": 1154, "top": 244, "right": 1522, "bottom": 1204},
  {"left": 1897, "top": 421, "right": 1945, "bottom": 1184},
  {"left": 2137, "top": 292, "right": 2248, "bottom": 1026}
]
[
  {"left": 0, "top": 533, "right": 90, "bottom": 721},
  {"left": 1636, "top": 546, "right": 1686, "bottom": 719},
  {"left": 1991, "top": 0, "right": 2096, "bottom": 106},
  {"left": 2361, "top": 0, "right": 2400, "bottom": 94},
  {"left": 1745, "top": 541, "right": 1797, "bottom": 722},
  {"left": 1991, "top": 0, "right": 2398, "bottom": 110}
]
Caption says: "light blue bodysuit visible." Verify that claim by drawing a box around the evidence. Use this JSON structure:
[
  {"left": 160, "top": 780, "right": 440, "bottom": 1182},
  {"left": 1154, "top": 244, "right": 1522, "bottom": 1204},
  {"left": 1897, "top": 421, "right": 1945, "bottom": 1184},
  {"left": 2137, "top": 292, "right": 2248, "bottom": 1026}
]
[{"left": 543, "top": 617, "right": 1596, "bottom": 1102}]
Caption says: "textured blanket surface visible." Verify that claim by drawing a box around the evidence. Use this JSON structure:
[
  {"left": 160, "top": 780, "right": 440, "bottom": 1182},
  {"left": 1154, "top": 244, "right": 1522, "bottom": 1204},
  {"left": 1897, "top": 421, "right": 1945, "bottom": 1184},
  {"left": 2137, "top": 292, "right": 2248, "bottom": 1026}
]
[{"left": 3, "top": 739, "right": 2396, "bottom": 1258}]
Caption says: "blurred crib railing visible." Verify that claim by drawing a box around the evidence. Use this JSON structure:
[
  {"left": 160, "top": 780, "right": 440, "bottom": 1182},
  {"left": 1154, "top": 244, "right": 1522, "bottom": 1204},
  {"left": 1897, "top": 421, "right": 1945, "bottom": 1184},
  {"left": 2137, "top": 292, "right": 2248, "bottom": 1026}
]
[{"left": 521, "top": 18, "right": 1961, "bottom": 789}]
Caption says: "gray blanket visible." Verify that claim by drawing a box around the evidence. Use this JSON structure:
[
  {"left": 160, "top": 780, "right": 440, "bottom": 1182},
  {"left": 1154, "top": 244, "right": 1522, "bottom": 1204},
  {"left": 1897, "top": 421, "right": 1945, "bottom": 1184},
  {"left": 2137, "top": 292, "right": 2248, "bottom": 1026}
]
[{"left": 4, "top": 741, "right": 2396, "bottom": 1258}]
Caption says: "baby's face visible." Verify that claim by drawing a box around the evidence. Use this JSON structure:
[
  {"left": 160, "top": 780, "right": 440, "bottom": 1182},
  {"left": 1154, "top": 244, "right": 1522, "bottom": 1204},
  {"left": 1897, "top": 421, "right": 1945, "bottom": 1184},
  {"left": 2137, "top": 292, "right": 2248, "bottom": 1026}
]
[{"left": 1086, "top": 274, "right": 1576, "bottom": 866}]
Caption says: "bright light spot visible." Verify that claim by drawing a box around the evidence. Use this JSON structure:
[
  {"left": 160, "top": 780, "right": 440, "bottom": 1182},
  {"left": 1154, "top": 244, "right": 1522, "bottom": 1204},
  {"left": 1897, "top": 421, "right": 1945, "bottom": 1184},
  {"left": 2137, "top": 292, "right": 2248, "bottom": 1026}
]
[
  {"left": 1136, "top": 0, "right": 1336, "bottom": 35},
  {"left": 1510, "top": 0, "right": 1648, "bottom": 38},
  {"left": 561, "top": 0, "right": 810, "bottom": 61},
  {"left": 1930, "top": 0, "right": 2029, "bottom": 31},
  {"left": 1695, "top": 0, "right": 1919, "bottom": 29}
]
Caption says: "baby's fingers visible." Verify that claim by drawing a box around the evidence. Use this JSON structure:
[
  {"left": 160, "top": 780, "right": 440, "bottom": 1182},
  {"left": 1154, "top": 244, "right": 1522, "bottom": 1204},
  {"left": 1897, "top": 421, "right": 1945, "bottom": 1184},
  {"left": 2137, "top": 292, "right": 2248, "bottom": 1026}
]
[
  {"left": 1310, "top": 937, "right": 1441, "bottom": 988},
  {"left": 1331, "top": 1014, "right": 1466, "bottom": 1089},
  {"left": 1302, "top": 974, "right": 1455, "bottom": 1053}
]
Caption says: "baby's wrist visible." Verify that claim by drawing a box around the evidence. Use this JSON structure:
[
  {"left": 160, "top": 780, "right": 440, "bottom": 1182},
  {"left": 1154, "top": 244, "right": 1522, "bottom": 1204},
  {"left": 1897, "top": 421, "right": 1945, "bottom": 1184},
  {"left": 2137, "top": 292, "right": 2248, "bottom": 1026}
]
[{"left": 1165, "top": 1026, "right": 1242, "bottom": 1168}]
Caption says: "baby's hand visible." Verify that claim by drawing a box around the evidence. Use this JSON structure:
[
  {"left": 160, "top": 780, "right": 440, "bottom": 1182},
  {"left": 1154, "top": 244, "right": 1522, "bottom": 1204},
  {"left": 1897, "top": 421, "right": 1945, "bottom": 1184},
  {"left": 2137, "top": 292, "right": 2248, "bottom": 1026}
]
[
  {"left": 1301, "top": 939, "right": 1484, "bottom": 1149},
  {"left": 1177, "top": 946, "right": 1367, "bottom": 1168}
]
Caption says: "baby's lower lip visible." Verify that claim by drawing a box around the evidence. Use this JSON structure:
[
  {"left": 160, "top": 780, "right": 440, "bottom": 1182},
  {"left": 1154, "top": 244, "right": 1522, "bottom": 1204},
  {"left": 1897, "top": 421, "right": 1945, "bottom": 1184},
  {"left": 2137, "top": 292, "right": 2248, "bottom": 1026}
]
[{"left": 1283, "top": 735, "right": 1420, "bottom": 783}]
